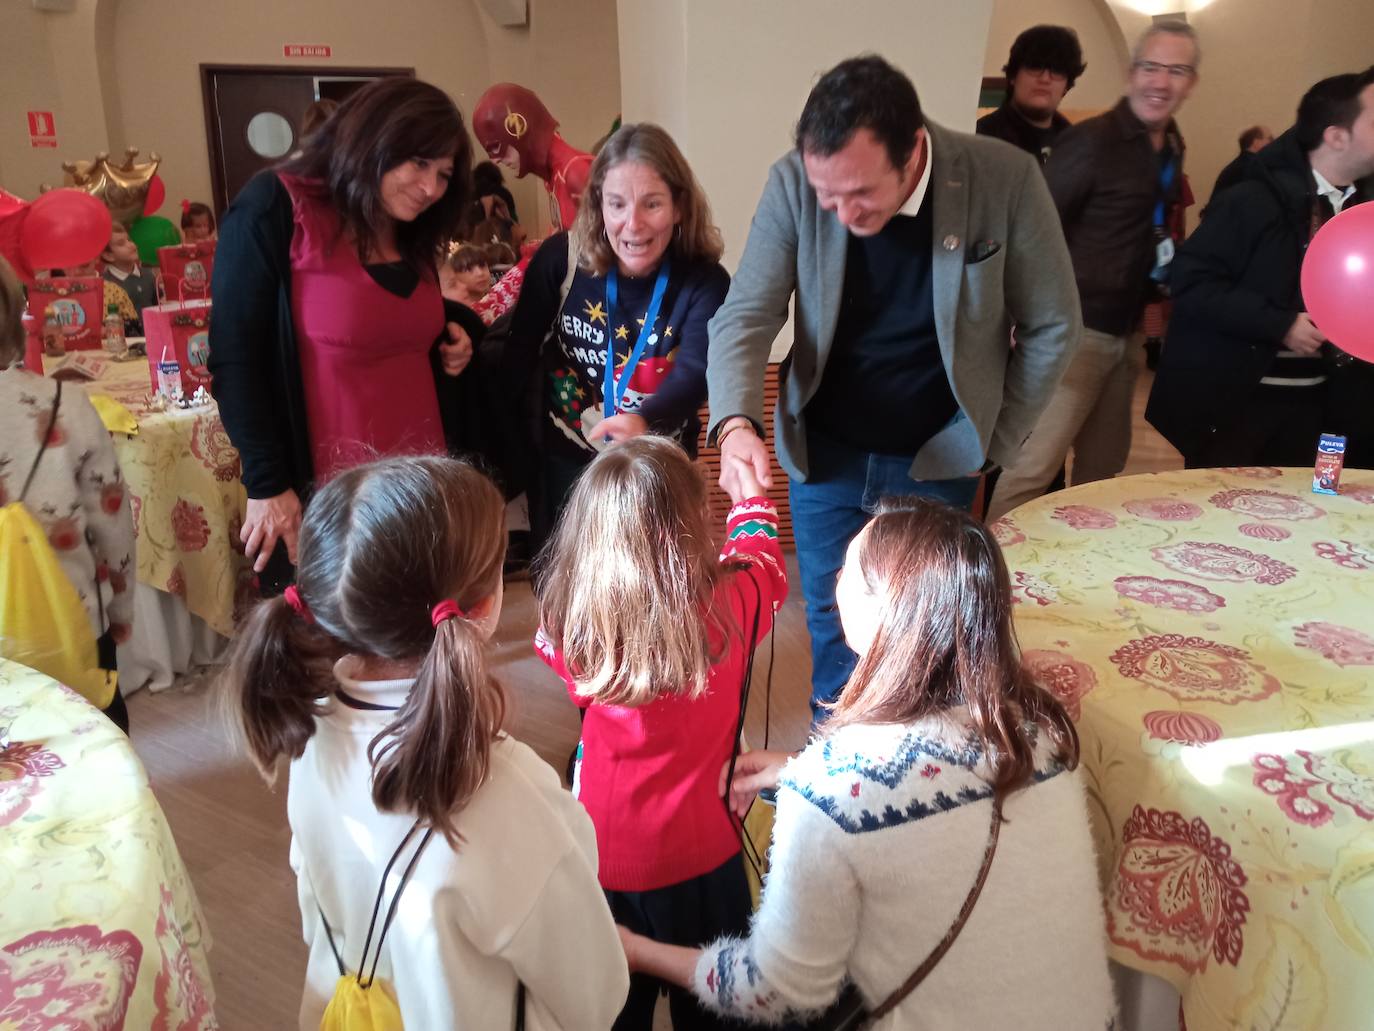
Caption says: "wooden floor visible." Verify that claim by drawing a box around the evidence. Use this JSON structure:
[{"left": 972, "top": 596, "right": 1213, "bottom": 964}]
[{"left": 126, "top": 370, "right": 1183, "bottom": 1029}]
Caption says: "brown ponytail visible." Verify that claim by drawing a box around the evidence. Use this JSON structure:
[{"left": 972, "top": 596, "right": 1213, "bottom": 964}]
[
  {"left": 369, "top": 615, "right": 506, "bottom": 846},
  {"left": 223, "top": 590, "right": 338, "bottom": 779},
  {"left": 221, "top": 456, "right": 507, "bottom": 844}
]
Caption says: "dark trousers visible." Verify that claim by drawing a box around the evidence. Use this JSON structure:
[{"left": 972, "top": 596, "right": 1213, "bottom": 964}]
[
  {"left": 1188, "top": 384, "right": 1324, "bottom": 469},
  {"left": 606, "top": 855, "right": 752, "bottom": 1031},
  {"left": 96, "top": 630, "right": 129, "bottom": 734}
]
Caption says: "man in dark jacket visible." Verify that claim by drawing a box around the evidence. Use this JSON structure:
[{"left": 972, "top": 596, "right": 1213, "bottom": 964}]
[
  {"left": 977, "top": 25, "right": 1086, "bottom": 164},
  {"left": 1208, "top": 124, "right": 1274, "bottom": 206},
  {"left": 989, "top": 21, "right": 1198, "bottom": 520},
  {"left": 1146, "top": 68, "right": 1374, "bottom": 468}
]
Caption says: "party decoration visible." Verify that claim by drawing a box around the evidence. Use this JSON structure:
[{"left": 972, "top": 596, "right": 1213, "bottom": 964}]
[
  {"left": 0, "top": 188, "right": 24, "bottom": 217},
  {"left": 473, "top": 83, "right": 593, "bottom": 231},
  {"left": 143, "top": 174, "right": 166, "bottom": 217},
  {"left": 128, "top": 215, "right": 181, "bottom": 267},
  {"left": 50, "top": 147, "right": 162, "bottom": 227},
  {"left": 17, "top": 189, "right": 113, "bottom": 272},
  {"left": 1301, "top": 203, "right": 1374, "bottom": 363}
]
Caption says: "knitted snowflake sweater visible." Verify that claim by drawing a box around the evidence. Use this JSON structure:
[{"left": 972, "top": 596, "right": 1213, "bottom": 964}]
[{"left": 693, "top": 714, "right": 1116, "bottom": 1029}]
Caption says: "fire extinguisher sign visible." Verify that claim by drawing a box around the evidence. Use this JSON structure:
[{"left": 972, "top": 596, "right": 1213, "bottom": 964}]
[{"left": 27, "top": 111, "right": 57, "bottom": 148}]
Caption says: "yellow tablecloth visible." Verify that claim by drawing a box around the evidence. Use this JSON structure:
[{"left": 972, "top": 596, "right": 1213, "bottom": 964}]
[
  {"left": 51, "top": 358, "right": 249, "bottom": 637},
  {"left": 1000, "top": 468, "right": 1374, "bottom": 1031},
  {"left": 0, "top": 659, "right": 216, "bottom": 1027}
]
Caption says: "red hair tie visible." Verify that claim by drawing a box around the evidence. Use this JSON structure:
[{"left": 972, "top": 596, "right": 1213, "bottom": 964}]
[
  {"left": 180, "top": 199, "right": 191, "bottom": 214},
  {"left": 283, "top": 585, "right": 313, "bottom": 623},
  {"left": 430, "top": 599, "right": 465, "bottom": 627}
]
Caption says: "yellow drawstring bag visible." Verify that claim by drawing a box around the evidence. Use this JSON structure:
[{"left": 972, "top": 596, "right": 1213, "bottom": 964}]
[
  {"left": 0, "top": 382, "right": 116, "bottom": 707},
  {"left": 316, "top": 822, "right": 434, "bottom": 1031}
]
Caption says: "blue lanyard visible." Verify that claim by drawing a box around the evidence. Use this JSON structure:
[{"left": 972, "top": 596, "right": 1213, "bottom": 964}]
[
  {"left": 1153, "top": 157, "right": 1177, "bottom": 228},
  {"left": 603, "top": 256, "right": 671, "bottom": 419}
]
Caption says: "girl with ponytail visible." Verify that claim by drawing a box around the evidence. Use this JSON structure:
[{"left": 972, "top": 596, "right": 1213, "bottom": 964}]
[{"left": 223, "top": 455, "right": 627, "bottom": 1030}]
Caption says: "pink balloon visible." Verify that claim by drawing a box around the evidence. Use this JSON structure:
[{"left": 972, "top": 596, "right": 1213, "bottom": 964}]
[
  {"left": 19, "top": 189, "right": 113, "bottom": 271},
  {"left": 1301, "top": 203, "right": 1374, "bottom": 363},
  {"left": 0, "top": 188, "right": 25, "bottom": 217},
  {"left": 143, "top": 173, "right": 166, "bottom": 217}
]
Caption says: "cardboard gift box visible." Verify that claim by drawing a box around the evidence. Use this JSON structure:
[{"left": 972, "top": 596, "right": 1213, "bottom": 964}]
[
  {"left": 26, "top": 276, "right": 103, "bottom": 351},
  {"left": 156, "top": 240, "right": 216, "bottom": 303},
  {"left": 144, "top": 299, "right": 212, "bottom": 394}
]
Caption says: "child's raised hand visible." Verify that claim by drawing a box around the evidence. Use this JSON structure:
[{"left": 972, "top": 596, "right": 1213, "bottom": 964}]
[{"left": 722, "top": 454, "right": 765, "bottom": 507}]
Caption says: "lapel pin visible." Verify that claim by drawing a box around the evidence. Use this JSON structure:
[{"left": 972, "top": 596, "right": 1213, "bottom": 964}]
[{"left": 942, "top": 235, "right": 961, "bottom": 251}]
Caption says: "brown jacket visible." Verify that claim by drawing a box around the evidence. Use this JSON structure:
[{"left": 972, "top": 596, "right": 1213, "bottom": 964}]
[{"left": 1044, "top": 98, "right": 1185, "bottom": 336}]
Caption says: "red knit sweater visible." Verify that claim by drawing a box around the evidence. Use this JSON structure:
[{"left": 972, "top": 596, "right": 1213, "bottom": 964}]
[{"left": 535, "top": 498, "right": 788, "bottom": 892}]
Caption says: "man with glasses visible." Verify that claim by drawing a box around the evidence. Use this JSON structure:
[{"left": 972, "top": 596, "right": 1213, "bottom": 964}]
[
  {"left": 978, "top": 25, "right": 1086, "bottom": 165},
  {"left": 989, "top": 21, "right": 1199, "bottom": 520}
]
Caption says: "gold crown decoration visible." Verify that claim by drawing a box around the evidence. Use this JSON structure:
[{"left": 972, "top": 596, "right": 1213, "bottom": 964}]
[{"left": 42, "top": 147, "right": 162, "bottom": 227}]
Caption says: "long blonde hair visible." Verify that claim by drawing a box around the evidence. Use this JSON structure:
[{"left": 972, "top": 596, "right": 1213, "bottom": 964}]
[{"left": 536, "top": 437, "right": 731, "bottom": 706}]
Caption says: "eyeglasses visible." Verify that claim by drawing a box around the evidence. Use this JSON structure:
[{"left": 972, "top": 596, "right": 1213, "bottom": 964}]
[
  {"left": 1022, "top": 66, "right": 1069, "bottom": 82},
  {"left": 1132, "top": 61, "right": 1195, "bottom": 80}
]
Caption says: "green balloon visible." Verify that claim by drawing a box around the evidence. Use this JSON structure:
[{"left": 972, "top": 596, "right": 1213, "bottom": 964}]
[{"left": 128, "top": 215, "right": 182, "bottom": 266}]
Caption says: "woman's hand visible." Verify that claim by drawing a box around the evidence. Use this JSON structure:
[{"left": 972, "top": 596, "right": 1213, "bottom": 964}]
[
  {"left": 242, "top": 489, "right": 302, "bottom": 573},
  {"left": 720, "top": 748, "right": 795, "bottom": 821},
  {"left": 597, "top": 413, "right": 649, "bottom": 443},
  {"left": 439, "top": 322, "right": 474, "bottom": 376}
]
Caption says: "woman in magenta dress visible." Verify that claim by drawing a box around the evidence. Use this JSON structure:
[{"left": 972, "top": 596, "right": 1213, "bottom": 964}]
[{"left": 210, "top": 78, "right": 479, "bottom": 591}]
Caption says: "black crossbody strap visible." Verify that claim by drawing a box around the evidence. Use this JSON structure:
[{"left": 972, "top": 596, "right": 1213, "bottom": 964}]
[
  {"left": 867, "top": 795, "right": 1004, "bottom": 1022},
  {"left": 19, "top": 381, "right": 62, "bottom": 503}
]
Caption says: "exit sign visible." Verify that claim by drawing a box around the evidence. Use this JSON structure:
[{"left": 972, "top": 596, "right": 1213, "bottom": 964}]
[{"left": 283, "top": 44, "right": 331, "bottom": 58}]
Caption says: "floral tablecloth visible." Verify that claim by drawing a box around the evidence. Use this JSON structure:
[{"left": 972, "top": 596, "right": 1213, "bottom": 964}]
[
  {"left": 999, "top": 467, "right": 1374, "bottom": 1031},
  {"left": 54, "top": 358, "right": 250, "bottom": 637},
  {"left": 0, "top": 659, "right": 217, "bottom": 1028}
]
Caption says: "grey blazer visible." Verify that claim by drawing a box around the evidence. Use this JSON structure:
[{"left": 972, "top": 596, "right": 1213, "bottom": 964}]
[{"left": 706, "top": 121, "right": 1082, "bottom": 482}]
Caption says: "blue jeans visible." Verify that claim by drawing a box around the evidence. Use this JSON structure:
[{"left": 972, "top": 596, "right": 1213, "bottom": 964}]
[{"left": 789, "top": 432, "right": 980, "bottom": 720}]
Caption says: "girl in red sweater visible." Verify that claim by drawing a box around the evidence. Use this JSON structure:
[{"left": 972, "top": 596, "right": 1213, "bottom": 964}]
[{"left": 535, "top": 436, "right": 787, "bottom": 1030}]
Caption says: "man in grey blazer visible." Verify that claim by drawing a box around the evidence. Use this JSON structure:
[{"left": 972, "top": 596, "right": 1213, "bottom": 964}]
[{"left": 707, "top": 56, "right": 1081, "bottom": 716}]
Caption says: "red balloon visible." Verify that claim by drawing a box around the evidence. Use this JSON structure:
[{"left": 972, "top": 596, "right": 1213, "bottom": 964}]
[
  {"left": 1301, "top": 203, "right": 1374, "bottom": 363},
  {"left": 19, "top": 189, "right": 113, "bottom": 271},
  {"left": 0, "top": 188, "right": 25, "bottom": 217},
  {"left": 143, "top": 174, "right": 166, "bottom": 217}
]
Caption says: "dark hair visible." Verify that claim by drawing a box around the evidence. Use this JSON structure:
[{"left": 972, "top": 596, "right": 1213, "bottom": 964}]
[
  {"left": 472, "top": 161, "right": 506, "bottom": 195},
  {"left": 280, "top": 78, "right": 473, "bottom": 275},
  {"left": 180, "top": 201, "right": 216, "bottom": 232},
  {"left": 795, "top": 55, "right": 924, "bottom": 171},
  {"left": 223, "top": 456, "right": 507, "bottom": 847},
  {"left": 0, "top": 256, "right": 24, "bottom": 366},
  {"left": 572, "top": 123, "right": 723, "bottom": 277},
  {"left": 1003, "top": 25, "right": 1086, "bottom": 91},
  {"left": 300, "top": 98, "right": 340, "bottom": 139},
  {"left": 1296, "top": 67, "right": 1374, "bottom": 151},
  {"left": 827, "top": 497, "right": 1079, "bottom": 798},
  {"left": 1238, "top": 125, "right": 1268, "bottom": 150}
]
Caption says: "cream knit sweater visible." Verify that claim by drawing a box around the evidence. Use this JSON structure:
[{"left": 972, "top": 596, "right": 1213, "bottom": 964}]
[{"left": 694, "top": 713, "right": 1116, "bottom": 1029}]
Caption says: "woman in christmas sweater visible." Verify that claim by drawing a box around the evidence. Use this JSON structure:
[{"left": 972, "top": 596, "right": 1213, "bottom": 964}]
[
  {"left": 619, "top": 497, "right": 1115, "bottom": 1029},
  {"left": 535, "top": 436, "right": 787, "bottom": 1030},
  {"left": 501, "top": 123, "right": 729, "bottom": 542}
]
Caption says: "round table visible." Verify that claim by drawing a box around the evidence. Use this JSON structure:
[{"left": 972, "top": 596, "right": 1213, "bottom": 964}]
[
  {"left": 47, "top": 357, "right": 249, "bottom": 690},
  {"left": 0, "top": 659, "right": 217, "bottom": 1027},
  {"left": 999, "top": 467, "right": 1374, "bottom": 1031}
]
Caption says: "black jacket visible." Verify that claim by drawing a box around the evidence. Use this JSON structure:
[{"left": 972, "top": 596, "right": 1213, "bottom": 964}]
[
  {"left": 1043, "top": 98, "right": 1185, "bottom": 335},
  {"left": 208, "top": 171, "right": 485, "bottom": 501},
  {"left": 976, "top": 101, "right": 1071, "bottom": 164},
  {"left": 1144, "top": 128, "right": 1371, "bottom": 461}
]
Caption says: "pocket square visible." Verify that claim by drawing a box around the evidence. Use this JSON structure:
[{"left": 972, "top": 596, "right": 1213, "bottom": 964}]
[{"left": 965, "top": 240, "right": 1003, "bottom": 264}]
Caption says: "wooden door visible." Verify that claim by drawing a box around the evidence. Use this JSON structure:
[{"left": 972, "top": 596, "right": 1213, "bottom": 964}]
[{"left": 200, "top": 65, "right": 412, "bottom": 215}]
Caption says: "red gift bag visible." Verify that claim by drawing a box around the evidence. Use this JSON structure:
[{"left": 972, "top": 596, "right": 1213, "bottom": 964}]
[
  {"left": 144, "top": 299, "right": 213, "bottom": 393},
  {"left": 156, "top": 241, "right": 216, "bottom": 302},
  {"left": 26, "top": 276, "right": 103, "bottom": 351}
]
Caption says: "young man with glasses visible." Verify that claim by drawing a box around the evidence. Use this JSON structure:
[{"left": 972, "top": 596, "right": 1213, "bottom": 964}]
[
  {"left": 989, "top": 21, "right": 1199, "bottom": 520},
  {"left": 978, "top": 25, "right": 1086, "bottom": 165}
]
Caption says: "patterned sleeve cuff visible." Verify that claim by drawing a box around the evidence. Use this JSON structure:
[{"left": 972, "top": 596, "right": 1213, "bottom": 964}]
[
  {"left": 725, "top": 498, "right": 779, "bottom": 540},
  {"left": 694, "top": 936, "right": 788, "bottom": 1025}
]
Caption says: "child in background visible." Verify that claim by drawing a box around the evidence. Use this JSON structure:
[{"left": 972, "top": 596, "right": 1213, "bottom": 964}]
[
  {"left": 439, "top": 243, "right": 492, "bottom": 307},
  {"left": 222, "top": 455, "right": 628, "bottom": 1031},
  {"left": 535, "top": 436, "right": 788, "bottom": 1031},
  {"left": 100, "top": 223, "right": 158, "bottom": 323},
  {"left": 180, "top": 201, "right": 217, "bottom": 243}
]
